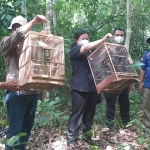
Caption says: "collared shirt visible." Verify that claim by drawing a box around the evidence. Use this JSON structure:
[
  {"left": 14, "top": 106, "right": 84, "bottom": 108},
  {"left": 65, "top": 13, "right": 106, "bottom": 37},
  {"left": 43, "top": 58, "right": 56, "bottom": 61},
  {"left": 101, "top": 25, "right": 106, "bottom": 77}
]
[
  {"left": 70, "top": 44, "right": 96, "bottom": 92},
  {"left": 141, "top": 50, "right": 150, "bottom": 88},
  {"left": 0, "top": 31, "right": 24, "bottom": 81},
  {"left": 0, "top": 30, "right": 39, "bottom": 94}
]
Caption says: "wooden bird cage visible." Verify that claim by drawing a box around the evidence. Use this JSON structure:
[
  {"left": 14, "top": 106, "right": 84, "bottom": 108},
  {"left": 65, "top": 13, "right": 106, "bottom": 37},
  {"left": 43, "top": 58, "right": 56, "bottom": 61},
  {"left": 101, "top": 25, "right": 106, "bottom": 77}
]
[
  {"left": 19, "top": 31, "right": 65, "bottom": 90},
  {"left": 88, "top": 42, "right": 139, "bottom": 94}
]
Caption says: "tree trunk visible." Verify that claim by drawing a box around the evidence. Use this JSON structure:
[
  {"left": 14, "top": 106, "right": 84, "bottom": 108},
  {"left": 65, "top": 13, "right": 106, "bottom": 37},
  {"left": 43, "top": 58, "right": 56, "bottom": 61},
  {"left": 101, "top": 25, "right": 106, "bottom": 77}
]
[
  {"left": 125, "top": 0, "right": 133, "bottom": 63},
  {"left": 44, "top": 0, "right": 52, "bottom": 33},
  {"left": 125, "top": 0, "right": 131, "bottom": 51},
  {"left": 53, "top": 0, "right": 58, "bottom": 34},
  {"left": 40, "top": 0, "right": 53, "bottom": 101}
]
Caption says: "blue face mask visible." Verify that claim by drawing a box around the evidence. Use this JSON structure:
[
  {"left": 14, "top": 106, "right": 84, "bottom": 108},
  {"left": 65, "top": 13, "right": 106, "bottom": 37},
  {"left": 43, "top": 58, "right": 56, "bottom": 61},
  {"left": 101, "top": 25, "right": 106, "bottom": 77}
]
[{"left": 78, "top": 39, "right": 89, "bottom": 45}]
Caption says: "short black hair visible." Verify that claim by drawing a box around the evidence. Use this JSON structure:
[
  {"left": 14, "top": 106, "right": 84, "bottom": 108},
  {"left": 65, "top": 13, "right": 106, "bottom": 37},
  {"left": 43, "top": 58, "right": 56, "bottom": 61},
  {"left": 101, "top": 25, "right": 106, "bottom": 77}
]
[
  {"left": 71, "top": 29, "right": 89, "bottom": 48},
  {"left": 74, "top": 29, "right": 89, "bottom": 40},
  {"left": 113, "top": 28, "right": 124, "bottom": 35}
]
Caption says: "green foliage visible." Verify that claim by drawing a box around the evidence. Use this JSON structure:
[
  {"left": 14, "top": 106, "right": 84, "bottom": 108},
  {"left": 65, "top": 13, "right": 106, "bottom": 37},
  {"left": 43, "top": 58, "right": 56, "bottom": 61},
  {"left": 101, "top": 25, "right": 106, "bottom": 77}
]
[
  {"left": 94, "top": 101, "right": 106, "bottom": 126},
  {"left": 0, "top": 54, "right": 6, "bottom": 82},
  {"left": 0, "top": 89, "right": 7, "bottom": 128},
  {"left": 117, "top": 144, "right": 135, "bottom": 150},
  {"left": 94, "top": 88, "right": 143, "bottom": 130},
  {"left": 0, "top": 1, "right": 14, "bottom": 39},
  {"left": 129, "top": 87, "right": 143, "bottom": 119},
  {"left": 128, "top": 119, "right": 150, "bottom": 148},
  {"left": 89, "top": 145, "right": 101, "bottom": 150},
  {"left": 2, "top": 133, "right": 28, "bottom": 148},
  {"left": 121, "top": 90, "right": 150, "bottom": 149},
  {"left": 34, "top": 91, "right": 70, "bottom": 129}
]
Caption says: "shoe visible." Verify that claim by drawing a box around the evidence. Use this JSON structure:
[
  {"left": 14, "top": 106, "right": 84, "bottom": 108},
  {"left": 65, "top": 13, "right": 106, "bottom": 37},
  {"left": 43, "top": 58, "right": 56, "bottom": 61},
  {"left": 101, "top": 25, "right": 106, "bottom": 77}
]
[
  {"left": 83, "top": 137, "right": 94, "bottom": 145},
  {"left": 106, "top": 125, "right": 116, "bottom": 136},
  {"left": 0, "top": 128, "right": 6, "bottom": 138},
  {"left": 122, "top": 120, "right": 130, "bottom": 128},
  {"left": 143, "top": 129, "right": 150, "bottom": 135},
  {"left": 67, "top": 140, "right": 78, "bottom": 147},
  {"left": 107, "top": 125, "right": 115, "bottom": 132}
]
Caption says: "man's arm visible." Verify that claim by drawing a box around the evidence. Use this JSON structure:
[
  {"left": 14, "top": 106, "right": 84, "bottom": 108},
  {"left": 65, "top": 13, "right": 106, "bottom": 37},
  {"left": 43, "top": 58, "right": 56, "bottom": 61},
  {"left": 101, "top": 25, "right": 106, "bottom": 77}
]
[
  {"left": 0, "top": 80, "right": 21, "bottom": 91},
  {"left": 0, "top": 32, "right": 25, "bottom": 57},
  {"left": 19, "top": 15, "right": 47, "bottom": 34},
  {"left": 138, "top": 69, "right": 145, "bottom": 94},
  {"left": 138, "top": 52, "right": 147, "bottom": 94},
  {"left": 0, "top": 15, "right": 47, "bottom": 58}
]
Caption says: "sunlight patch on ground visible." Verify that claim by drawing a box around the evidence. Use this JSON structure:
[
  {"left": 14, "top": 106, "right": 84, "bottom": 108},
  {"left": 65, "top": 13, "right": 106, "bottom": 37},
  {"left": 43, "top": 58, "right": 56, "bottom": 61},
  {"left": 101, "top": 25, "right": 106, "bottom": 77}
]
[{"left": 49, "top": 136, "right": 68, "bottom": 150}]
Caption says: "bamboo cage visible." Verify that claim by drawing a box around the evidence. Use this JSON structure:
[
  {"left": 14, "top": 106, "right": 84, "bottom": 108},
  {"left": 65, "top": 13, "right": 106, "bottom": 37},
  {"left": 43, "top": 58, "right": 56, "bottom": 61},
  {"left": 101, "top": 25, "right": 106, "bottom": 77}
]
[
  {"left": 19, "top": 31, "right": 65, "bottom": 90},
  {"left": 88, "top": 42, "right": 139, "bottom": 94}
]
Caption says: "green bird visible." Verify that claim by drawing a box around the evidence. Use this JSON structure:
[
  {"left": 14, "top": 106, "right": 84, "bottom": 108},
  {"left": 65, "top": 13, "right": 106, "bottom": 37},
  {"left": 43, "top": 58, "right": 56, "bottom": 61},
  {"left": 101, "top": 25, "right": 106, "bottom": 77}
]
[{"left": 129, "top": 62, "right": 145, "bottom": 68}]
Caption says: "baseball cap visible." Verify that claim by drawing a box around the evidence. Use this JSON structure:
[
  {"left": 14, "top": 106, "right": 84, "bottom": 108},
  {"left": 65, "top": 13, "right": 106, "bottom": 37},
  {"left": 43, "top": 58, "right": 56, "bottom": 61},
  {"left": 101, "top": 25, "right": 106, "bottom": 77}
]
[{"left": 7, "top": 15, "right": 27, "bottom": 30}]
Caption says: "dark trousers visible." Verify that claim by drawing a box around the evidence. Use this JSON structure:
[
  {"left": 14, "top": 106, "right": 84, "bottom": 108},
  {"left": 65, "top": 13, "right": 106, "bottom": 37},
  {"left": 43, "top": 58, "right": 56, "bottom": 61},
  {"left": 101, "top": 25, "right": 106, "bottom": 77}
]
[
  {"left": 67, "top": 89, "right": 98, "bottom": 140},
  {"left": 103, "top": 87, "right": 130, "bottom": 126},
  {"left": 4, "top": 91, "right": 38, "bottom": 150}
]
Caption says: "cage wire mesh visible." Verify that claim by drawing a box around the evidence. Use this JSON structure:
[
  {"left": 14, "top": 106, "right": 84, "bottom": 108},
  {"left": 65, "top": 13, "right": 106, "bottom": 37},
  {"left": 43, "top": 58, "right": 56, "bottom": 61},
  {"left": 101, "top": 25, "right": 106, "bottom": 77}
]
[
  {"left": 88, "top": 42, "right": 137, "bottom": 86},
  {"left": 19, "top": 31, "right": 65, "bottom": 90}
]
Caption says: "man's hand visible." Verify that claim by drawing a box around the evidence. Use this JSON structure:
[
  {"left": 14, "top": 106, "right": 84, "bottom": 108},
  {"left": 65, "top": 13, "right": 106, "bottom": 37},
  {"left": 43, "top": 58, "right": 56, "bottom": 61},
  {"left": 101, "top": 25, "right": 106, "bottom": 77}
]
[
  {"left": 138, "top": 83, "right": 143, "bottom": 94},
  {"left": 1, "top": 80, "right": 22, "bottom": 91},
  {"left": 32, "top": 15, "right": 47, "bottom": 25},
  {"left": 103, "top": 33, "right": 112, "bottom": 42}
]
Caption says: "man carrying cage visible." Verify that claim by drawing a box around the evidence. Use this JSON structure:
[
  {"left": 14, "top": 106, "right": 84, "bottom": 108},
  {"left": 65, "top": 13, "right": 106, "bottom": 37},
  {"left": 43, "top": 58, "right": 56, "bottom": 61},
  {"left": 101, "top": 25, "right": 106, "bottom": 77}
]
[
  {"left": 0, "top": 15, "right": 47, "bottom": 150},
  {"left": 103, "top": 28, "right": 130, "bottom": 133}
]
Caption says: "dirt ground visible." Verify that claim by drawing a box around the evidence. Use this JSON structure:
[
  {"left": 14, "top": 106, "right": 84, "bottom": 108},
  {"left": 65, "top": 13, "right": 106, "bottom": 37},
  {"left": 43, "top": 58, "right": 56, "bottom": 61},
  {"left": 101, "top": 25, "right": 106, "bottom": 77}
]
[
  {"left": 0, "top": 126, "right": 149, "bottom": 150},
  {"left": 27, "top": 127, "right": 148, "bottom": 150}
]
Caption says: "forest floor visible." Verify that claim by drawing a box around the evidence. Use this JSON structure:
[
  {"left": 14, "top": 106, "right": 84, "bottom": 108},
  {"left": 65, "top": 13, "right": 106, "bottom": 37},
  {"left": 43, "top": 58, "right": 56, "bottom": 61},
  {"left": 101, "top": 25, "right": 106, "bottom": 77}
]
[
  {"left": 26, "top": 125, "right": 149, "bottom": 150},
  {"left": 0, "top": 91, "right": 148, "bottom": 150},
  {"left": 0, "top": 123, "right": 149, "bottom": 150}
]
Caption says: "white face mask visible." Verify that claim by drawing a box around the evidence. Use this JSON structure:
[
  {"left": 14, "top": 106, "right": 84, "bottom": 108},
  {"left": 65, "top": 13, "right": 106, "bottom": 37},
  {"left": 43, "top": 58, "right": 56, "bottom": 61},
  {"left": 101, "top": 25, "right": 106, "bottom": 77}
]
[
  {"left": 114, "top": 36, "right": 124, "bottom": 44},
  {"left": 78, "top": 39, "right": 89, "bottom": 45}
]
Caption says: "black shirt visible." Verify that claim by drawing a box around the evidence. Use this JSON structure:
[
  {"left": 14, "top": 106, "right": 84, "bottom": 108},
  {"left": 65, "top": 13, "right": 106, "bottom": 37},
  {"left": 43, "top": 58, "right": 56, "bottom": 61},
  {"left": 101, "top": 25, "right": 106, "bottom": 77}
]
[{"left": 70, "top": 44, "right": 96, "bottom": 92}]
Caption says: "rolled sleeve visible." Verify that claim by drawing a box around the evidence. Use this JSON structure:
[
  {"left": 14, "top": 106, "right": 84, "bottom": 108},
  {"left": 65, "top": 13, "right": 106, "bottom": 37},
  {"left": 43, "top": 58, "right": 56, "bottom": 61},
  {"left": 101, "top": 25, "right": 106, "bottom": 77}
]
[{"left": 0, "top": 31, "right": 25, "bottom": 58}]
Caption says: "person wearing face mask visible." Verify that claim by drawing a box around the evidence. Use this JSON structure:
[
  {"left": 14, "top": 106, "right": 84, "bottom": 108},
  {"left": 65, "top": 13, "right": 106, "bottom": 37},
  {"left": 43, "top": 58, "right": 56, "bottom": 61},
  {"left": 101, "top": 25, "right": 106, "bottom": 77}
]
[
  {"left": 103, "top": 28, "right": 130, "bottom": 133},
  {"left": 0, "top": 15, "right": 47, "bottom": 150},
  {"left": 67, "top": 29, "right": 112, "bottom": 147},
  {"left": 113, "top": 34, "right": 124, "bottom": 44}
]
